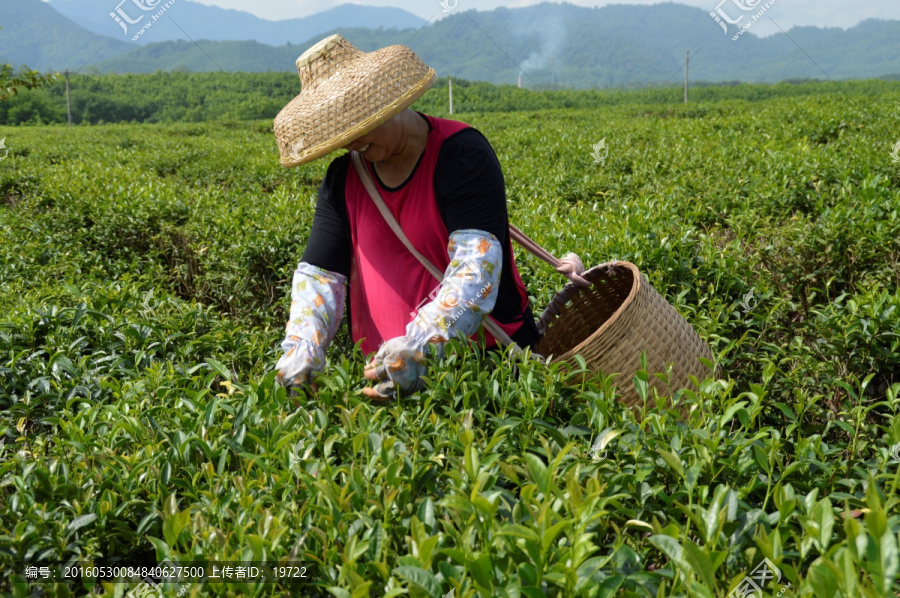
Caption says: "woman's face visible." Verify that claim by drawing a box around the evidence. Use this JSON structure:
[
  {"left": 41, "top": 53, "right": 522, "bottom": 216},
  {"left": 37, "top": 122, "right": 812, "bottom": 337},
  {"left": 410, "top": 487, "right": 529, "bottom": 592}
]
[{"left": 342, "top": 115, "right": 403, "bottom": 163}]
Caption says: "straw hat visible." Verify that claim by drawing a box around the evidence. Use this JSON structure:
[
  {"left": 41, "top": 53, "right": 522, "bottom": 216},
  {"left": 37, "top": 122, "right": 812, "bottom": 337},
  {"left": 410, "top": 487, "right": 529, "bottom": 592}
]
[{"left": 274, "top": 35, "right": 437, "bottom": 167}]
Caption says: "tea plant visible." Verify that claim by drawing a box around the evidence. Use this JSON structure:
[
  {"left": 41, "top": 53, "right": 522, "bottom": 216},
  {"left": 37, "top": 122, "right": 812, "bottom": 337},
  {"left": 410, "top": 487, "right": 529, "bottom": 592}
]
[{"left": 1, "top": 83, "right": 899, "bottom": 597}]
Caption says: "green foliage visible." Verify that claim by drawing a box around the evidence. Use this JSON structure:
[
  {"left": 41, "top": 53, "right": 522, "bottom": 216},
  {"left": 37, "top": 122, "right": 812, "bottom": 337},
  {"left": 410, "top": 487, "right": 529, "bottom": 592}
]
[
  {"left": 0, "top": 71, "right": 300, "bottom": 125},
  {"left": 0, "top": 65, "right": 57, "bottom": 102},
  {"left": 1, "top": 87, "right": 899, "bottom": 597},
  {"left": 1, "top": 73, "right": 898, "bottom": 126}
]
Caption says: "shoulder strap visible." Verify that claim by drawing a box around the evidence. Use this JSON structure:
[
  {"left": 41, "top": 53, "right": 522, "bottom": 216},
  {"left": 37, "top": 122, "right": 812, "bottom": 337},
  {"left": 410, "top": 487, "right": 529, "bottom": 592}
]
[
  {"left": 351, "top": 152, "right": 445, "bottom": 281},
  {"left": 350, "top": 151, "right": 519, "bottom": 350}
]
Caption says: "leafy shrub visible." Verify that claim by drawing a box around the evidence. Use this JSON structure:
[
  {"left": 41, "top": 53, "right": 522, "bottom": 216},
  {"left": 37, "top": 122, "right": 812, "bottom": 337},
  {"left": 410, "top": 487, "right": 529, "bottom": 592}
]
[{"left": 1, "top": 85, "right": 899, "bottom": 597}]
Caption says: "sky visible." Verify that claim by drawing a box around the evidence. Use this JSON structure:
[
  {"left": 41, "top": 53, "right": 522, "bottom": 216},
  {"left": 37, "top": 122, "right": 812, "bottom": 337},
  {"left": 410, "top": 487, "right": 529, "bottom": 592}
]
[{"left": 187, "top": 0, "right": 900, "bottom": 37}]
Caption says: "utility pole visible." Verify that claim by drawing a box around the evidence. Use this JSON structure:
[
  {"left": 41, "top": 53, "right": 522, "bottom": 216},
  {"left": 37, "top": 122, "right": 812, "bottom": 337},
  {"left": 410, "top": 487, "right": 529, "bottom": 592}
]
[
  {"left": 684, "top": 50, "right": 689, "bottom": 105},
  {"left": 449, "top": 78, "right": 453, "bottom": 115},
  {"left": 64, "top": 69, "right": 72, "bottom": 126}
]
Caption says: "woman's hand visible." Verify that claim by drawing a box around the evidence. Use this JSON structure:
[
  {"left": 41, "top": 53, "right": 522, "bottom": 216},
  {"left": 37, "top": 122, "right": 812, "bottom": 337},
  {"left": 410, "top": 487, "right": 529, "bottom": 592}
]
[
  {"left": 555, "top": 252, "right": 591, "bottom": 287},
  {"left": 276, "top": 340, "right": 323, "bottom": 390},
  {"left": 361, "top": 336, "right": 427, "bottom": 400},
  {"left": 362, "top": 362, "right": 391, "bottom": 400},
  {"left": 360, "top": 230, "right": 504, "bottom": 401},
  {"left": 276, "top": 369, "right": 319, "bottom": 408}
]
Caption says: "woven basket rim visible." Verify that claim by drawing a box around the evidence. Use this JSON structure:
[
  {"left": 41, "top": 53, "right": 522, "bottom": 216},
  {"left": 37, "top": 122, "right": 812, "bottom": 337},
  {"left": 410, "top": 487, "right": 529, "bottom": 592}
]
[{"left": 543, "top": 261, "right": 641, "bottom": 364}]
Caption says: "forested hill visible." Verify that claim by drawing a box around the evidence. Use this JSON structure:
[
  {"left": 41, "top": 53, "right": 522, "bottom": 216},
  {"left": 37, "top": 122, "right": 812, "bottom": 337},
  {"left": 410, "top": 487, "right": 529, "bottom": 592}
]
[
  {"left": 93, "top": 4, "right": 900, "bottom": 87},
  {"left": 0, "top": 0, "right": 131, "bottom": 71},
  {"left": 87, "top": 29, "right": 412, "bottom": 76},
  {"left": 4, "top": 0, "right": 900, "bottom": 87},
  {"left": 46, "top": 0, "right": 425, "bottom": 46}
]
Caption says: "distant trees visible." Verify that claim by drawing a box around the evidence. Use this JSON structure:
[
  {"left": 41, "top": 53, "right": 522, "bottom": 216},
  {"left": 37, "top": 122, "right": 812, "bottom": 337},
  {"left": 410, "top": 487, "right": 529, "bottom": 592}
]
[
  {"left": 0, "top": 71, "right": 896, "bottom": 126},
  {"left": 0, "top": 65, "right": 57, "bottom": 101},
  {"left": 0, "top": 71, "right": 298, "bottom": 125}
]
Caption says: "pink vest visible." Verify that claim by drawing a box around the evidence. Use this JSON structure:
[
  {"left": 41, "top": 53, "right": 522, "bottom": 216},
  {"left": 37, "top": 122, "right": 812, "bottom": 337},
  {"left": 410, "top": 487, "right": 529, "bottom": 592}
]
[{"left": 344, "top": 115, "right": 530, "bottom": 355}]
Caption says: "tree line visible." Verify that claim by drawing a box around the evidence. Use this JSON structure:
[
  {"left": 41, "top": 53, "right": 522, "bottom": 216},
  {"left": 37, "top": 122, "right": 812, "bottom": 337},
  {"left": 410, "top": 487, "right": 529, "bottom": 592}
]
[{"left": 0, "top": 70, "right": 897, "bottom": 126}]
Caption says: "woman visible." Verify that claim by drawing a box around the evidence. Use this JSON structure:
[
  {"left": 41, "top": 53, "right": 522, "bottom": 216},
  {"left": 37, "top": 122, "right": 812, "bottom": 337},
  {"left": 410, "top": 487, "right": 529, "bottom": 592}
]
[{"left": 272, "top": 35, "right": 577, "bottom": 400}]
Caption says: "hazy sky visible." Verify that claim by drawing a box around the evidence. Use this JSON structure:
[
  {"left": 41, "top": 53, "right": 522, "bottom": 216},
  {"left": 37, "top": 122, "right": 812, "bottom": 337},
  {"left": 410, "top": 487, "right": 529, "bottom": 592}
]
[{"left": 188, "top": 0, "right": 900, "bottom": 37}]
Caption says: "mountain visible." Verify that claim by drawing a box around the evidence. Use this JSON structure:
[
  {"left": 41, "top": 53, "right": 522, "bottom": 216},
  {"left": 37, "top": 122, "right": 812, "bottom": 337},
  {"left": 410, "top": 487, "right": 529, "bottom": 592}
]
[
  {"left": 45, "top": 0, "right": 426, "bottom": 46},
  {"left": 88, "top": 28, "right": 413, "bottom": 73},
  {"left": 87, "top": 39, "right": 299, "bottom": 73},
  {"left": 88, "top": 2, "right": 900, "bottom": 86},
  {"left": 7, "top": 0, "right": 900, "bottom": 86},
  {"left": 403, "top": 3, "right": 900, "bottom": 86},
  {"left": 0, "top": 0, "right": 133, "bottom": 71}
]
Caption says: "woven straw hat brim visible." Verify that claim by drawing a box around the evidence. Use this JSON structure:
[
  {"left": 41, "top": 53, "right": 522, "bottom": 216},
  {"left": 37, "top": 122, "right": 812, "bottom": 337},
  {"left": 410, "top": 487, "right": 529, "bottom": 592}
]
[{"left": 274, "top": 45, "right": 436, "bottom": 168}]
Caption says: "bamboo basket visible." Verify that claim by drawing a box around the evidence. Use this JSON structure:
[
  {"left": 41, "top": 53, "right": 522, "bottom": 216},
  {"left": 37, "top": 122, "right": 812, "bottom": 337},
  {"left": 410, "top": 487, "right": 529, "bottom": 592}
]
[{"left": 534, "top": 261, "right": 716, "bottom": 409}]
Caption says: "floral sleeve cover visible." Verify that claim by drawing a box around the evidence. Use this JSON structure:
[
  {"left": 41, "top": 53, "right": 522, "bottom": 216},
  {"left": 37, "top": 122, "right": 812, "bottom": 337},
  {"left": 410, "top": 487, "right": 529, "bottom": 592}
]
[
  {"left": 275, "top": 263, "right": 347, "bottom": 388},
  {"left": 370, "top": 229, "right": 502, "bottom": 397}
]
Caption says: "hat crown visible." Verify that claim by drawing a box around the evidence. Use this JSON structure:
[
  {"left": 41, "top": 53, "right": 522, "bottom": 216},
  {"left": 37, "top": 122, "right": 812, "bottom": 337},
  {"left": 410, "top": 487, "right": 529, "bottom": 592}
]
[
  {"left": 275, "top": 34, "right": 436, "bottom": 167},
  {"left": 296, "top": 34, "right": 363, "bottom": 90}
]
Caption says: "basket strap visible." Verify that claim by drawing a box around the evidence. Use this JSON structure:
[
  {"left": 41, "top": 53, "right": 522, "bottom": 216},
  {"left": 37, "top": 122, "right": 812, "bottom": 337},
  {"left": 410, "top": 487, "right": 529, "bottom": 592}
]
[
  {"left": 508, "top": 224, "right": 562, "bottom": 269},
  {"left": 351, "top": 151, "right": 519, "bottom": 350},
  {"left": 351, "top": 152, "right": 444, "bottom": 280},
  {"left": 509, "top": 224, "right": 590, "bottom": 287}
]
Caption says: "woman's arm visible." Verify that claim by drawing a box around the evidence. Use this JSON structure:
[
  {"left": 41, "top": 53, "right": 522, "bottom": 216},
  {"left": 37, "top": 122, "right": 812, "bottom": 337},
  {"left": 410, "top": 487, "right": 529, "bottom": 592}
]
[
  {"left": 363, "top": 129, "right": 517, "bottom": 398},
  {"left": 277, "top": 156, "right": 351, "bottom": 389},
  {"left": 363, "top": 229, "right": 502, "bottom": 398},
  {"left": 276, "top": 263, "right": 346, "bottom": 388},
  {"left": 434, "top": 128, "right": 543, "bottom": 346}
]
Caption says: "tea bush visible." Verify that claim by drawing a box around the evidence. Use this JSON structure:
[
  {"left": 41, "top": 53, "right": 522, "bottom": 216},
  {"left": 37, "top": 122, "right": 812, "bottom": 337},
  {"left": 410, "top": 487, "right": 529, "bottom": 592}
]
[{"left": 1, "top": 83, "right": 899, "bottom": 597}]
